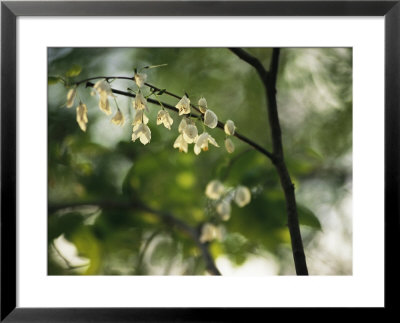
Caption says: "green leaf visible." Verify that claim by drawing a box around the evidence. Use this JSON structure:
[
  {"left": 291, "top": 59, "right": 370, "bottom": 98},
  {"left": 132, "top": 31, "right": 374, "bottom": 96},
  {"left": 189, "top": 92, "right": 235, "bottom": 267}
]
[
  {"left": 71, "top": 227, "right": 102, "bottom": 275},
  {"left": 297, "top": 204, "right": 322, "bottom": 230},
  {"left": 48, "top": 76, "right": 62, "bottom": 85},
  {"left": 66, "top": 65, "right": 82, "bottom": 77}
]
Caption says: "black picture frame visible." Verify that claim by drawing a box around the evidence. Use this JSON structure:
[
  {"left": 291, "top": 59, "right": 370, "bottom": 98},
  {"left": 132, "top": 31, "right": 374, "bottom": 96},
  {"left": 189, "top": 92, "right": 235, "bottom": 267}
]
[{"left": 1, "top": 1, "right": 398, "bottom": 321}]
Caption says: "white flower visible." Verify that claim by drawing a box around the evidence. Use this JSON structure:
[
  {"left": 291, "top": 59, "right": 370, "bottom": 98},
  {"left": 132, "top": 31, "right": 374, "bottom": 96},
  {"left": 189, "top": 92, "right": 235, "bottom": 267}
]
[
  {"left": 76, "top": 102, "right": 88, "bottom": 132},
  {"left": 183, "top": 124, "right": 198, "bottom": 144},
  {"left": 176, "top": 95, "right": 191, "bottom": 115},
  {"left": 132, "top": 123, "right": 151, "bottom": 145},
  {"left": 173, "top": 134, "right": 188, "bottom": 153},
  {"left": 134, "top": 73, "right": 147, "bottom": 88},
  {"left": 203, "top": 109, "right": 218, "bottom": 129},
  {"left": 94, "top": 79, "right": 113, "bottom": 96},
  {"left": 224, "top": 120, "right": 236, "bottom": 136},
  {"left": 205, "top": 180, "right": 225, "bottom": 200},
  {"left": 66, "top": 88, "right": 76, "bottom": 108},
  {"left": 225, "top": 138, "right": 235, "bottom": 154},
  {"left": 133, "top": 91, "right": 148, "bottom": 111},
  {"left": 93, "top": 79, "right": 114, "bottom": 115},
  {"left": 132, "top": 109, "right": 149, "bottom": 126},
  {"left": 216, "top": 200, "right": 231, "bottom": 221},
  {"left": 156, "top": 110, "right": 173, "bottom": 130},
  {"left": 194, "top": 132, "right": 219, "bottom": 155},
  {"left": 199, "top": 223, "right": 221, "bottom": 243},
  {"left": 111, "top": 109, "right": 124, "bottom": 126},
  {"left": 178, "top": 117, "right": 188, "bottom": 133},
  {"left": 198, "top": 97, "right": 208, "bottom": 113},
  {"left": 234, "top": 186, "right": 251, "bottom": 207}
]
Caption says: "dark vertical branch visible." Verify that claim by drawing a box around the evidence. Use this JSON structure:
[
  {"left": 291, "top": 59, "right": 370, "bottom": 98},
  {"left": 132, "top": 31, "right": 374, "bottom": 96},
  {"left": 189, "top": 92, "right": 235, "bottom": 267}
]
[{"left": 229, "top": 48, "right": 308, "bottom": 275}]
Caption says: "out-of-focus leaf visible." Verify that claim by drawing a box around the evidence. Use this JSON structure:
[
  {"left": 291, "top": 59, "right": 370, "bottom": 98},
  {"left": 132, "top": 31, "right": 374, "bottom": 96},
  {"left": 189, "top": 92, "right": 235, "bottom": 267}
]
[
  {"left": 48, "top": 76, "right": 62, "bottom": 85},
  {"left": 222, "top": 232, "right": 252, "bottom": 266},
  {"left": 66, "top": 64, "right": 82, "bottom": 77},
  {"left": 71, "top": 227, "right": 102, "bottom": 275},
  {"left": 298, "top": 204, "right": 322, "bottom": 230}
]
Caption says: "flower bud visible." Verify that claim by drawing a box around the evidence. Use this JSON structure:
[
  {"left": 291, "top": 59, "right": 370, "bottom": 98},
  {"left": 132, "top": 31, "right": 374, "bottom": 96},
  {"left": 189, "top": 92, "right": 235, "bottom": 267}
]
[
  {"left": 183, "top": 124, "right": 198, "bottom": 143},
  {"left": 224, "top": 120, "right": 236, "bottom": 136},
  {"left": 66, "top": 88, "right": 76, "bottom": 108},
  {"left": 176, "top": 95, "right": 191, "bottom": 115},
  {"left": 111, "top": 109, "right": 124, "bottom": 126},
  {"left": 205, "top": 180, "right": 225, "bottom": 200},
  {"left": 199, "top": 223, "right": 221, "bottom": 243},
  {"left": 216, "top": 200, "right": 231, "bottom": 221},
  {"left": 225, "top": 138, "right": 235, "bottom": 154},
  {"left": 204, "top": 109, "right": 218, "bottom": 129},
  {"left": 134, "top": 73, "right": 147, "bottom": 88},
  {"left": 198, "top": 97, "right": 208, "bottom": 113},
  {"left": 76, "top": 102, "right": 88, "bottom": 132},
  {"left": 234, "top": 186, "right": 251, "bottom": 207}
]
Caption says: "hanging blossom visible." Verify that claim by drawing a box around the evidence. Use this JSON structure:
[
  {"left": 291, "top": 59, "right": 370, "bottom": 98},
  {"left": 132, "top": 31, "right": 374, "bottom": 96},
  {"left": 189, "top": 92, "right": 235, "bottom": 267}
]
[
  {"left": 205, "top": 180, "right": 225, "bottom": 200},
  {"left": 216, "top": 199, "right": 231, "bottom": 221},
  {"left": 173, "top": 118, "right": 190, "bottom": 153},
  {"left": 132, "top": 109, "right": 149, "bottom": 126},
  {"left": 133, "top": 91, "right": 148, "bottom": 111},
  {"left": 183, "top": 124, "right": 198, "bottom": 144},
  {"left": 178, "top": 117, "right": 198, "bottom": 144},
  {"left": 234, "top": 186, "right": 251, "bottom": 207},
  {"left": 156, "top": 109, "right": 173, "bottom": 130},
  {"left": 132, "top": 91, "right": 149, "bottom": 127},
  {"left": 93, "top": 79, "right": 115, "bottom": 115},
  {"left": 76, "top": 102, "right": 88, "bottom": 132},
  {"left": 66, "top": 88, "right": 77, "bottom": 108},
  {"left": 203, "top": 109, "right": 218, "bottom": 129},
  {"left": 199, "top": 223, "right": 222, "bottom": 243},
  {"left": 132, "top": 123, "right": 151, "bottom": 145},
  {"left": 178, "top": 117, "right": 188, "bottom": 133},
  {"left": 225, "top": 138, "right": 235, "bottom": 154},
  {"left": 224, "top": 120, "right": 236, "bottom": 136},
  {"left": 198, "top": 97, "right": 208, "bottom": 113},
  {"left": 111, "top": 109, "right": 125, "bottom": 126},
  {"left": 134, "top": 72, "right": 147, "bottom": 88},
  {"left": 173, "top": 134, "right": 188, "bottom": 153},
  {"left": 176, "top": 95, "right": 191, "bottom": 115},
  {"left": 194, "top": 132, "right": 219, "bottom": 155}
]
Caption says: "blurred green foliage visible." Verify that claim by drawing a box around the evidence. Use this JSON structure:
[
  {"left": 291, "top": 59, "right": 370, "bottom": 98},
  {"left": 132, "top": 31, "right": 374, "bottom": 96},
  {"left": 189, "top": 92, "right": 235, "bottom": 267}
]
[{"left": 48, "top": 47, "right": 352, "bottom": 275}]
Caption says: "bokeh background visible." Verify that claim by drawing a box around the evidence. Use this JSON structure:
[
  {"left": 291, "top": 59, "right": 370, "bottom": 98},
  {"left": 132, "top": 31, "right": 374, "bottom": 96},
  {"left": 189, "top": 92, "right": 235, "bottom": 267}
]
[{"left": 48, "top": 48, "right": 352, "bottom": 275}]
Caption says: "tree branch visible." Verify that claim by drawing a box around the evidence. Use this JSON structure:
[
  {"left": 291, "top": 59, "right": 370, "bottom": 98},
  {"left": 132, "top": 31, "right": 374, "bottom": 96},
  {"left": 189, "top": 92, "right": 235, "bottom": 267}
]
[
  {"left": 229, "top": 47, "right": 309, "bottom": 275},
  {"left": 49, "top": 200, "right": 221, "bottom": 276},
  {"left": 83, "top": 80, "right": 275, "bottom": 161}
]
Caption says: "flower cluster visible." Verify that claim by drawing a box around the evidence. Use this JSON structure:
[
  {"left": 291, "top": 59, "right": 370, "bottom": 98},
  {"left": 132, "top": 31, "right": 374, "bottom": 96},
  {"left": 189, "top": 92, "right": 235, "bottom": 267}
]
[
  {"left": 199, "top": 180, "right": 251, "bottom": 243},
  {"left": 66, "top": 79, "right": 126, "bottom": 132},
  {"left": 199, "top": 223, "right": 223, "bottom": 243},
  {"left": 65, "top": 71, "right": 238, "bottom": 160},
  {"left": 172, "top": 96, "right": 220, "bottom": 155},
  {"left": 205, "top": 180, "right": 251, "bottom": 221}
]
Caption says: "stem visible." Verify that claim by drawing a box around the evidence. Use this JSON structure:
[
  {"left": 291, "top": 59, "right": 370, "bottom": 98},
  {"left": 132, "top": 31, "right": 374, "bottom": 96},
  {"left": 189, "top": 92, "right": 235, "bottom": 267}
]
[
  {"left": 229, "top": 48, "right": 308, "bottom": 275},
  {"left": 75, "top": 76, "right": 134, "bottom": 86},
  {"left": 49, "top": 200, "right": 221, "bottom": 276}
]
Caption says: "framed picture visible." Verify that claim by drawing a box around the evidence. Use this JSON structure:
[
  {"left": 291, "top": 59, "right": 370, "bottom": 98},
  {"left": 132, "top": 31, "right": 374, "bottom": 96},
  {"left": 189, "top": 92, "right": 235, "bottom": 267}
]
[{"left": 1, "top": 0, "right": 398, "bottom": 320}]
